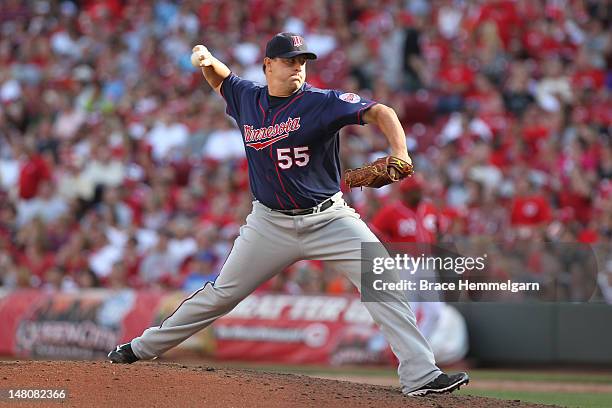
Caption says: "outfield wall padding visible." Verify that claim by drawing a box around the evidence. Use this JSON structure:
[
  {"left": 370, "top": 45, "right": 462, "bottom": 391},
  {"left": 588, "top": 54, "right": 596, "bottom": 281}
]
[{"left": 454, "top": 303, "right": 612, "bottom": 364}]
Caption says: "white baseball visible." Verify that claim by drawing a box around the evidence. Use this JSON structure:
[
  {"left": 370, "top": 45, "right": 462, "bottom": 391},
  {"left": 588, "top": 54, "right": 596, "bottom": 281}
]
[{"left": 191, "top": 45, "right": 212, "bottom": 68}]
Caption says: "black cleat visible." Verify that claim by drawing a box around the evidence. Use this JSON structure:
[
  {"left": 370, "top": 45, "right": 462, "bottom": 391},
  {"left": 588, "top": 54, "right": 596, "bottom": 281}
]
[
  {"left": 405, "top": 372, "right": 469, "bottom": 396},
  {"left": 108, "top": 342, "right": 139, "bottom": 364}
]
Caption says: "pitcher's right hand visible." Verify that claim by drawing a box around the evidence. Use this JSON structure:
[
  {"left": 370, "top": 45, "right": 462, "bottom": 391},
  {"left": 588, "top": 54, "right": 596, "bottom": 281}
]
[{"left": 191, "top": 45, "right": 213, "bottom": 67}]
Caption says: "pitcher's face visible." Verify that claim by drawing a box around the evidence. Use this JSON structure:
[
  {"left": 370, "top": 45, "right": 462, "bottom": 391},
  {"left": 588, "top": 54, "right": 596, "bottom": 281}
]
[{"left": 265, "top": 55, "right": 308, "bottom": 94}]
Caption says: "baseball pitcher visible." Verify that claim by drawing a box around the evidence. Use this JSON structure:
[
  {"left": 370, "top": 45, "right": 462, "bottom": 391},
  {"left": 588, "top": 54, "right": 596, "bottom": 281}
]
[{"left": 109, "top": 32, "right": 468, "bottom": 397}]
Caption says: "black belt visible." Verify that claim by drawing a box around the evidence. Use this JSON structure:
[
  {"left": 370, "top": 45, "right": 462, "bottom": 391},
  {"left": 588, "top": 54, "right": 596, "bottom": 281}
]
[{"left": 273, "top": 197, "right": 334, "bottom": 216}]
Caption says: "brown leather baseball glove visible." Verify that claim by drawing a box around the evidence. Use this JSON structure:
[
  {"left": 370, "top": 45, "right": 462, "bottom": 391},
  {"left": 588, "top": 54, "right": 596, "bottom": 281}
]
[{"left": 345, "top": 156, "right": 414, "bottom": 189}]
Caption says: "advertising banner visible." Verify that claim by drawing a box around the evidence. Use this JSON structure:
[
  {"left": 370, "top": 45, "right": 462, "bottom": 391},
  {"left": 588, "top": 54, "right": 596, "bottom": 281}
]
[
  {"left": 0, "top": 290, "right": 162, "bottom": 360},
  {"left": 212, "top": 294, "right": 394, "bottom": 365},
  {"left": 0, "top": 290, "right": 466, "bottom": 365}
]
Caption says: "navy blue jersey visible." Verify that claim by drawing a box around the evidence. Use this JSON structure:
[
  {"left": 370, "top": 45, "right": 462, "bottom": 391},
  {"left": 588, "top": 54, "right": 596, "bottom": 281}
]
[{"left": 220, "top": 73, "right": 377, "bottom": 210}]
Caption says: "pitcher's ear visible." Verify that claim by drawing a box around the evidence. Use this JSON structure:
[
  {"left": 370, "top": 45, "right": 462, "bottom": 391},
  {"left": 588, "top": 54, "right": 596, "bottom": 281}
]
[{"left": 263, "top": 57, "right": 272, "bottom": 74}]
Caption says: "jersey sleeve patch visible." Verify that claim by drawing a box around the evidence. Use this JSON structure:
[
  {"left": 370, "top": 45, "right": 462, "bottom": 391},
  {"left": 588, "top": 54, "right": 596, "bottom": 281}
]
[{"left": 338, "top": 92, "right": 361, "bottom": 103}]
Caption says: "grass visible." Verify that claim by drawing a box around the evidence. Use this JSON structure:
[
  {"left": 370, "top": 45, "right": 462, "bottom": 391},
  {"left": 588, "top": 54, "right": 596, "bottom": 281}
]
[
  {"left": 199, "top": 361, "right": 612, "bottom": 407},
  {"left": 456, "top": 389, "right": 612, "bottom": 408},
  {"left": 465, "top": 369, "right": 612, "bottom": 385}
]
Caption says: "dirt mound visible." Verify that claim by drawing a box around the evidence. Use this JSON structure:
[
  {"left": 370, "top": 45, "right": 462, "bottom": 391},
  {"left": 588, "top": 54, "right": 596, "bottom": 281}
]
[{"left": 0, "top": 361, "right": 559, "bottom": 408}]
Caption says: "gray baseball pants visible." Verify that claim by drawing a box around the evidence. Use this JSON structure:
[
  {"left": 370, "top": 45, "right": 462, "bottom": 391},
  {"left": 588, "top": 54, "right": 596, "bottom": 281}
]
[{"left": 131, "top": 192, "right": 441, "bottom": 392}]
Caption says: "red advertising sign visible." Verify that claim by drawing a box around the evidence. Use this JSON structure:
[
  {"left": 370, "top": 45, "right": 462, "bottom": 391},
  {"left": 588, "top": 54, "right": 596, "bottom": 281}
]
[
  {"left": 212, "top": 294, "right": 394, "bottom": 365},
  {"left": 1, "top": 291, "right": 463, "bottom": 366},
  {"left": 0, "top": 290, "right": 162, "bottom": 360}
]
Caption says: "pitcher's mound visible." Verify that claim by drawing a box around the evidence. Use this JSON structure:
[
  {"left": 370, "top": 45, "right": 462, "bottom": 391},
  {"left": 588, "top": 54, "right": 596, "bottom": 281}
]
[{"left": 0, "top": 361, "right": 558, "bottom": 407}]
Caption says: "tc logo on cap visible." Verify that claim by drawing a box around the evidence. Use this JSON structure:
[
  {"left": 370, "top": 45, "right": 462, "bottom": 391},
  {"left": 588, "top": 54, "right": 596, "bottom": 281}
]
[
  {"left": 265, "top": 32, "right": 317, "bottom": 60},
  {"left": 291, "top": 35, "right": 304, "bottom": 47}
]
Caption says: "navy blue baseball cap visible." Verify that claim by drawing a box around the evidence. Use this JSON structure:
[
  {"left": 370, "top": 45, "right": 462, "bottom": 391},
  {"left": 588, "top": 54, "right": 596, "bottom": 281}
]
[{"left": 265, "top": 32, "right": 317, "bottom": 60}]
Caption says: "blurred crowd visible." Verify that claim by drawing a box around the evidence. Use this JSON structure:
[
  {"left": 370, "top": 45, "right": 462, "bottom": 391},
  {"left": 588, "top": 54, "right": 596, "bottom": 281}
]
[{"left": 0, "top": 0, "right": 610, "bottom": 300}]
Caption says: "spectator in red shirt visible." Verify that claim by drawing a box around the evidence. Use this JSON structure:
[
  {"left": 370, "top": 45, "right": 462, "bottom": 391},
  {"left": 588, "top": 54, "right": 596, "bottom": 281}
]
[
  {"left": 510, "top": 178, "right": 552, "bottom": 227},
  {"left": 16, "top": 239, "right": 55, "bottom": 282},
  {"left": 571, "top": 49, "right": 606, "bottom": 90},
  {"left": 18, "top": 141, "right": 52, "bottom": 200},
  {"left": 436, "top": 51, "right": 475, "bottom": 114},
  {"left": 371, "top": 175, "right": 438, "bottom": 243}
]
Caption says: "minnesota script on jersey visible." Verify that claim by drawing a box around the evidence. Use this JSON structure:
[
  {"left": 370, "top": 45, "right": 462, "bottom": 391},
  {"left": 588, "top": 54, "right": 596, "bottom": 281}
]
[{"left": 220, "top": 73, "right": 377, "bottom": 210}]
